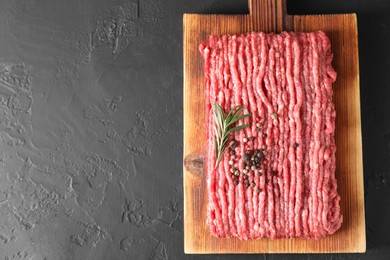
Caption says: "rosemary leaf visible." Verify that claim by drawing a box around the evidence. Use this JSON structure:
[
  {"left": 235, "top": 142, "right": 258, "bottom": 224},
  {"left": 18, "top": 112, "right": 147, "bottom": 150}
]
[
  {"left": 227, "top": 114, "right": 252, "bottom": 127},
  {"left": 226, "top": 124, "right": 250, "bottom": 135}
]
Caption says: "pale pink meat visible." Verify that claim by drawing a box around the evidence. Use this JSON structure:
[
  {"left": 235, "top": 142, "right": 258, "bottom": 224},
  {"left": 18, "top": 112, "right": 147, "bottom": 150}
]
[{"left": 199, "top": 31, "right": 342, "bottom": 240}]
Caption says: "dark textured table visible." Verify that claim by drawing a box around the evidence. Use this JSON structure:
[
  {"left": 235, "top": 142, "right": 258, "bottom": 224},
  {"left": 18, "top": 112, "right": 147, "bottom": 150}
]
[{"left": 0, "top": 0, "right": 388, "bottom": 259}]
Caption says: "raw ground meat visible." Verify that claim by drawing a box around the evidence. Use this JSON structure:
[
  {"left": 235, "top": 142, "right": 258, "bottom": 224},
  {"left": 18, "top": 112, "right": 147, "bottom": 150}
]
[{"left": 199, "top": 31, "right": 342, "bottom": 240}]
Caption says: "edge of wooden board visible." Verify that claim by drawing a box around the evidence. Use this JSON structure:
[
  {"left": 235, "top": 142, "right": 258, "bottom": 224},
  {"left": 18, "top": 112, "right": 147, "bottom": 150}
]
[
  {"left": 183, "top": 12, "right": 366, "bottom": 254},
  {"left": 350, "top": 13, "right": 366, "bottom": 254},
  {"left": 351, "top": 12, "right": 366, "bottom": 254}
]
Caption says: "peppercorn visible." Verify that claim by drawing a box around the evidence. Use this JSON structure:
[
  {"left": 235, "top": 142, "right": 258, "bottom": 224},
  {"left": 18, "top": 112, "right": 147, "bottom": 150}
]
[
  {"left": 262, "top": 133, "right": 267, "bottom": 138},
  {"left": 246, "top": 149, "right": 252, "bottom": 155},
  {"left": 256, "top": 122, "right": 261, "bottom": 128},
  {"left": 234, "top": 180, "right": 239, "bottom": 185},
  {"left": 243, "top": 169, "right": 248, "bottom": 174},
  {"left": 251, "top": 182, "right": 255, "bottom": 187},
  {"left": 251, "top": 165, "right": 256, "bottom": 171},
  {"left": 244, "top": 175, "right": 248, "bottom": 180},
  {"left": 243, "top": 137, "right": 248, "bottom": 143},
  {"left": 230, "top": 150, "right": 236, "bottom": 155},
  {"left": 249, "top": 136, "right": 255, "bottom": 141},
  {"left": 234, "top": 170, "right": 240, "bottom": 176},
  {"left": 262, "top": 145, "right": 267, "bottom": 150},
  {"left": 230, "top": 167, "right": 235, "bottom": 173},
  {"left": 242, "top": 154, "right": 250, "bottom": 162},
  {"left": 256, "top": 188, "right": 261, "bottom": 193},
  {"left": 271, "top": 113, "right": 278, "bottom": 119},
  {"left": 256, "top": 127, "right": 261, "bottom": 132},
  {"left": 229, "top": 140, "right": 237, "bottom": 148},
  {"left": 293, "top": 143, "right": 299, "bottom": 148},
  {"left": 229, "top": 160, "right": 234, "bottom": 165},
  {"left": 257, "top": 172, "right": 262, "bottom": 177}
]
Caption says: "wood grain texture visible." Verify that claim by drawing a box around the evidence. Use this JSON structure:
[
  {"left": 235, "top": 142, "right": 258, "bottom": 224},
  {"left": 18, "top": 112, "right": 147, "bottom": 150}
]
[{"left": 183, "top": 0, "right": 365, "bottom": 254}]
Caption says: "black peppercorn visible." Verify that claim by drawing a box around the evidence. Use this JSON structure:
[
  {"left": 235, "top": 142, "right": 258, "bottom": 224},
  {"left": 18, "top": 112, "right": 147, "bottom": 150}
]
[
  {"left": 229, "top": 140, "right": 237, "bottom": 148},
  {"left": 242, "top": 154, "right": 251, "bottom": 162}
]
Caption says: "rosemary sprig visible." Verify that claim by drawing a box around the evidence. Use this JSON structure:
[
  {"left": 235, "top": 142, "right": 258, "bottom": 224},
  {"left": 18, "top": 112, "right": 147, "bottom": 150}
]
[{"left": 213, "top": 102, "right": 251, "bottom": 168}]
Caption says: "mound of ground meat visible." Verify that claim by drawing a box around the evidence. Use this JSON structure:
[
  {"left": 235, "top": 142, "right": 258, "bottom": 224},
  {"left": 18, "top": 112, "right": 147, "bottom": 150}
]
[{"left": 199, "top": 31, "right": 342, "bottom": 240}]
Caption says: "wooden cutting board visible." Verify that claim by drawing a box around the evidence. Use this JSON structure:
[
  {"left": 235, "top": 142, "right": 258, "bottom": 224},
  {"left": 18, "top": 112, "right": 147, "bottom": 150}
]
[{"left": 183, "top": 0, "right": 365, "bottom": 254}]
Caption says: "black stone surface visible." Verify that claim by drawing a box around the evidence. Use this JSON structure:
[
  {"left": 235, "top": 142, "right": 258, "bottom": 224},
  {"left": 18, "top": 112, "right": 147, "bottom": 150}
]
[{"left": 0, "top": 0, "right": 388, "bottom": 259}]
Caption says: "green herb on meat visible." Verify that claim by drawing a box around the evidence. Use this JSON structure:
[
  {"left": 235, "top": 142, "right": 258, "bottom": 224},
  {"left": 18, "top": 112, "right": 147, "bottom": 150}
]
[{"left": 213, "top": 102, "right": 251, "bottom": 168}]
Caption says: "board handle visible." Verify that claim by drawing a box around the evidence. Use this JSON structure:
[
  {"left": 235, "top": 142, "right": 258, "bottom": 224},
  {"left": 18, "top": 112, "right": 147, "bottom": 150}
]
[{"left": 249, "top": 0, "right": 293, "bottom": 32}]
